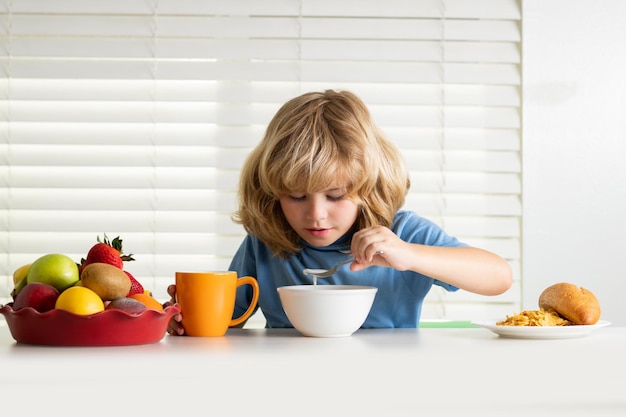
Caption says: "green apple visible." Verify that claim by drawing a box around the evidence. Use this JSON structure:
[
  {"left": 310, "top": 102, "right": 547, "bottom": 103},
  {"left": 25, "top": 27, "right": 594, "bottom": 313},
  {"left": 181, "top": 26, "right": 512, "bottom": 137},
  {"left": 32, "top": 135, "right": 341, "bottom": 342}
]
[{"left": 27, "top": 254, "right": 80, "bottom": 292}]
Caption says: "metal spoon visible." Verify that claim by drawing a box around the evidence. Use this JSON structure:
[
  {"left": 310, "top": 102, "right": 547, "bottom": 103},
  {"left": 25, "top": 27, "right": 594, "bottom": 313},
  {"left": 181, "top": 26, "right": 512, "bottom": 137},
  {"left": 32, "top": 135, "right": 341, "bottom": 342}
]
[
  {"left": 303, "top": 258, "right": 354, "bottom": 279},
  {"left": 302, "top": 251, "right": 383, "bottom": 280}
]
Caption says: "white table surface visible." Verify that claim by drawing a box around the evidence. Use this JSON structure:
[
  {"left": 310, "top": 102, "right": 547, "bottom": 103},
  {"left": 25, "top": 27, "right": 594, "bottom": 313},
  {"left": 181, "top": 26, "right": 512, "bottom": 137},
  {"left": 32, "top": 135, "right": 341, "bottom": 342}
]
[{"left": 1, "top": 321, "right": 624, "bottom": 416}]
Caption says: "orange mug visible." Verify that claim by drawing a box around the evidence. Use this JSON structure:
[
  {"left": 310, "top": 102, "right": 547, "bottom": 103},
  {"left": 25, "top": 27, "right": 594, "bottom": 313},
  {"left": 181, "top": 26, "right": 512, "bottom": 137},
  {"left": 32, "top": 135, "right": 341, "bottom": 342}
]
[{"left": 175, "top": 271, "right": 260, "bottom": 337}]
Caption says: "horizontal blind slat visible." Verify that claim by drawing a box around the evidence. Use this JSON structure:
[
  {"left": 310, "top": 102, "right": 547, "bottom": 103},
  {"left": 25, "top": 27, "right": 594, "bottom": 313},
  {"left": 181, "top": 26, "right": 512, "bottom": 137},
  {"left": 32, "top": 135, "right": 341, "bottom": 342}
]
[
  {"left": 2, "top": 123, "right": 520, "bottom": 151},
  {"left": 1, "top": 101, "right": 520, "bottom": 128},
  {"left": 5, "top": 0, "right": 521, "bottom": 19},
  {"left": 1, "top": 121, "right": 265, "bottom": 147},
  {"left": 6, "top": 38, "right": 519, "bottom": 63},
  {"left": 404, "top": 194, "right": 521, "bottom": 216},
  {"left": 302, "top": 0, "right": 520, "bottom": 19},
  {"left": 5, "top": 145, "right": 249, "bottom": 168},
  {"left": 0, "top": 61, "right": 521, "bottom": 85},
  {"left": 1, "top": 80, "right": 520, "bottom": 107}
]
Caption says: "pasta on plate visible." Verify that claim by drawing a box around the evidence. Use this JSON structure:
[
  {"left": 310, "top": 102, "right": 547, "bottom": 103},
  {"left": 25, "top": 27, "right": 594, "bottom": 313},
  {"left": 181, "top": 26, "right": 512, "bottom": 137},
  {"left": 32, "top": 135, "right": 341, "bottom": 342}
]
[{"left": 496, "top": 309, "right": 572, "bottom": 327}]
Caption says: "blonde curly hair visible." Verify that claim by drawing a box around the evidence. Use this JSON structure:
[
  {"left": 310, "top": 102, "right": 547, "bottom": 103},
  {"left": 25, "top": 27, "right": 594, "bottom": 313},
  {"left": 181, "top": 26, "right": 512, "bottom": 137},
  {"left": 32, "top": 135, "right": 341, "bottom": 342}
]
[{"left": 232, "top": 89, "right": 410, "bottom": 257}]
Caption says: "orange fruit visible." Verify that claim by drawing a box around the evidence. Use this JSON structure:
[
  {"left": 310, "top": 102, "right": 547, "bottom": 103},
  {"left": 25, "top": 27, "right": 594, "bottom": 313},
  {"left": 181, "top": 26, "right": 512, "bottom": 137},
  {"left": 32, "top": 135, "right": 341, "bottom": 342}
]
[
  {"left": 55, "top": 286, "right": 105, "bottom": 315},
  {"left": 129, "top": 293, "right": 163, "bottom": 311}
]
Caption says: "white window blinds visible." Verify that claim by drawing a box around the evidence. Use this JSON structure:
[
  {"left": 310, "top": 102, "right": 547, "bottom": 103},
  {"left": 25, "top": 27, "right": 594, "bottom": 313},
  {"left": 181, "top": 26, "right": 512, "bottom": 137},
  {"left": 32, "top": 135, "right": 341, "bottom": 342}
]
[{"left": 0, "top": 0, "right": 521, "bottom": 322}]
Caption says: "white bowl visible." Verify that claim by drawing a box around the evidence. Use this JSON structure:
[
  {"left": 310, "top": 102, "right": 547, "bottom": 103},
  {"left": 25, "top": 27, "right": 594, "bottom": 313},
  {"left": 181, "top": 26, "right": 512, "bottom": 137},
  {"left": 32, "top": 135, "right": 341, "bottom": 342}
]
[{"left": 277, "top": 285, "right": 378, "bottom": 337}]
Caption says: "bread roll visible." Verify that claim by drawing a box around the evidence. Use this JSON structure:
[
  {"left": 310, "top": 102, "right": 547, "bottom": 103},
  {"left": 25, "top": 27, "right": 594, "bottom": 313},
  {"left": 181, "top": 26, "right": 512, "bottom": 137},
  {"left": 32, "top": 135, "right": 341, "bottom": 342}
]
[{"left": 538, "top": 282, "right": 601, "bottom": 325}]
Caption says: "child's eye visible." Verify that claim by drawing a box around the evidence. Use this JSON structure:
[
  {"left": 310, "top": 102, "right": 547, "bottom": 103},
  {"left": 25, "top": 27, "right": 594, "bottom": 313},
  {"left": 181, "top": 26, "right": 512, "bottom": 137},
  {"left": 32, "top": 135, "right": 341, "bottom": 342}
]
[
  {"left": 327, "top": 195, "right": 345, "bottom": 202},
  {"left": 288, "top": 194, "right": 306, "bottom": 201}
]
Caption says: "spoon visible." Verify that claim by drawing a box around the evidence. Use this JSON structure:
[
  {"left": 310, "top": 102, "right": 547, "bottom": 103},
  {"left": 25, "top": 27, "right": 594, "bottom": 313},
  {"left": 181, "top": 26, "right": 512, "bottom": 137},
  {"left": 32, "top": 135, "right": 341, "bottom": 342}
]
[
  {"left": 303, "top": 258, "right": 354, "bottom": 279},
  {"left": 303, "top": 251, "right": 383, "bottom": 281}
]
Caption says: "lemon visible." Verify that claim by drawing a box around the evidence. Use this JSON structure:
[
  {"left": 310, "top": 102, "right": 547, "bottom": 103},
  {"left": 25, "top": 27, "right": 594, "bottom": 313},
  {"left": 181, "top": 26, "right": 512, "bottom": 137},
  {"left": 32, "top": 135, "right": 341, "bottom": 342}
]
[
  {"left": 12, "top": 263, "right": 32, "bottom": 294},
  {"left": 55, "top": 286, "right": 105, "bottom": 315},
  {"left": 13, "top": 263, "right": 32, "bottom": 285}
]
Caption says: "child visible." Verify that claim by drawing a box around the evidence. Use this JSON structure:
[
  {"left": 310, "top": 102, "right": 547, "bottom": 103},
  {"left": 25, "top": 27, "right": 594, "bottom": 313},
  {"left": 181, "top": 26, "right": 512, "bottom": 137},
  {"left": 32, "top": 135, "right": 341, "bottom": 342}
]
[{"left": 166, "top": 89, "right": 512, "bottom": 334}]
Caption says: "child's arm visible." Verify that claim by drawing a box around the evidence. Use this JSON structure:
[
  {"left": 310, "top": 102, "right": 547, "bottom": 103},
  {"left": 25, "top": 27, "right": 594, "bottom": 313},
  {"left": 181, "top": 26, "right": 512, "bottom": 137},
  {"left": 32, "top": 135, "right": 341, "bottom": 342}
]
[{"left": 349, "top": 225, "right": 512, "bottom": 296}]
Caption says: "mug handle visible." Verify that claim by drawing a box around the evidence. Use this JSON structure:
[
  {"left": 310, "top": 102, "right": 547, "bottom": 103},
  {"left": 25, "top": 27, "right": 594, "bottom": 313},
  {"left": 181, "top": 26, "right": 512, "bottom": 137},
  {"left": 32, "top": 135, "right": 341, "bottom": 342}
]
[{"left": 229, "top": 276, "right": 260, "bottom": 327}]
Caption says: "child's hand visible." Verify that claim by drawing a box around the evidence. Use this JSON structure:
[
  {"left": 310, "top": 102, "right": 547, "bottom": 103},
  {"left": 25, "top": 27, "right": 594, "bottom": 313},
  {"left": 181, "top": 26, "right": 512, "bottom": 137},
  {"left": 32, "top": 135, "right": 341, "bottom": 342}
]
[
  {"left": 165, "top": 284, "right": 185, "bottom": 335},
  {"left": 349, "top": 226, "right": 412, "bottom": 272}
]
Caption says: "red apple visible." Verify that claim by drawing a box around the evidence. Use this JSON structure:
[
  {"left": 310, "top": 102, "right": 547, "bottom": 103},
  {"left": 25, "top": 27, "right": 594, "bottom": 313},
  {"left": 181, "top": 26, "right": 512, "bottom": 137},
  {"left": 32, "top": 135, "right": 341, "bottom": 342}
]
[{"left": 13, "top": 282, "right": 60, "bottom": 313}]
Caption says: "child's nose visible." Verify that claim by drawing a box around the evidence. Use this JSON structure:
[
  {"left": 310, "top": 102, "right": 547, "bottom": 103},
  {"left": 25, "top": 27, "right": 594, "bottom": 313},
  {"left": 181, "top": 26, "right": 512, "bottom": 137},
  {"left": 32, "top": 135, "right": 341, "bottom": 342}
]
[{"left": 307, "top": 199, "right": 327, "bottom": 220}]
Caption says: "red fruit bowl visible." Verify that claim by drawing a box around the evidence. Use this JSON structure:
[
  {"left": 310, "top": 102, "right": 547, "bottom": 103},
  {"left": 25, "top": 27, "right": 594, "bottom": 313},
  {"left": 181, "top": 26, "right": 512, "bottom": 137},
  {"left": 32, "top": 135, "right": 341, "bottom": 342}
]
[{"left": 0, "top": 303, "right": 180, "bottom": 346}]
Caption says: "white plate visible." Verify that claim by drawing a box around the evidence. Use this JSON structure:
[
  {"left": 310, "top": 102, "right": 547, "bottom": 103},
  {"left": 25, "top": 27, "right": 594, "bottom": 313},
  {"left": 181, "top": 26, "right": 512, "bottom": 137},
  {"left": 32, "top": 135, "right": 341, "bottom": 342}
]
[{"left": 471, "top": 319, "right": 611, "bottom": 339}]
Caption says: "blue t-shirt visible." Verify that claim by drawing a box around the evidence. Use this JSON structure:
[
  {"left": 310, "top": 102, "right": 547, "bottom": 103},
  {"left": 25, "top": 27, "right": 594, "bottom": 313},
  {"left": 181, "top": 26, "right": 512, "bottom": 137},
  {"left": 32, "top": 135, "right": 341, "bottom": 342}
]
[{"left": 229, "top": 210, "right": 466, "bottom": 328}]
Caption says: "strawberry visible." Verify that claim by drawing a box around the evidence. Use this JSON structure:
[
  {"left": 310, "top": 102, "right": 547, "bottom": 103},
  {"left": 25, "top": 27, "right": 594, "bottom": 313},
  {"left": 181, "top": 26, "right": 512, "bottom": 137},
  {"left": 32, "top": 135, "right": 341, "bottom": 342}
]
[
  {"left": 80, "top": 234, "right": 134, "bottom": 273},
  {"left": 125, "top": 270, "right": 144, "bottom": 296}
]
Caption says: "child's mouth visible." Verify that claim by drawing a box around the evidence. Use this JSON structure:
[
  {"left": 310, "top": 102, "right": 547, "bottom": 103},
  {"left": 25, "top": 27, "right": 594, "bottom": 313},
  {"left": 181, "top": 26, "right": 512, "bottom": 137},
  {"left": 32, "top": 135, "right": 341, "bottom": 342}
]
[{"left": 307, "top": 228, "right": 330, "bottom": 238}]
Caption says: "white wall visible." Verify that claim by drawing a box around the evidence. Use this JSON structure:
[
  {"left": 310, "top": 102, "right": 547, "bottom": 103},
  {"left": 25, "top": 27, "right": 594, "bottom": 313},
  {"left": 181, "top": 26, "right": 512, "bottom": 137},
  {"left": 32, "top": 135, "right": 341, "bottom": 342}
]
[{"left": 523, "top": 0, "right": 626, "bottom": 324}]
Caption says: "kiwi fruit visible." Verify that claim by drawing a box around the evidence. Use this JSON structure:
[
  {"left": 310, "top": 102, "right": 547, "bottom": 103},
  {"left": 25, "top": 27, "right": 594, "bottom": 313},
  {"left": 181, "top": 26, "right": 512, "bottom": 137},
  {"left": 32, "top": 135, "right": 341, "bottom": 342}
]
[{"left": 80, "top": 263, "right": 131, "bottom": 301}]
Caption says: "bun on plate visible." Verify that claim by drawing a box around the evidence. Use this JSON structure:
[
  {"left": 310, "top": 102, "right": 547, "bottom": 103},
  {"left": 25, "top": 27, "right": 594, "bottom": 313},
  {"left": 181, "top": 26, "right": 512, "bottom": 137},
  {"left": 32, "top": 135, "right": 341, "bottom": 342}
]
[{"left": 538, "top": 282, "right": 601, "bottom": 325}]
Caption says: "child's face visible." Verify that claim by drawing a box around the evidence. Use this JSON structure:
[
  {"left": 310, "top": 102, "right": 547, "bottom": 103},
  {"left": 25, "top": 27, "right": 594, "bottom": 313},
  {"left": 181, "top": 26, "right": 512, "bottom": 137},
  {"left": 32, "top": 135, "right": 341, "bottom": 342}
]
[{"left": 279, "top": 186, "right": 359, "bottom": 248}]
